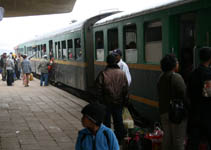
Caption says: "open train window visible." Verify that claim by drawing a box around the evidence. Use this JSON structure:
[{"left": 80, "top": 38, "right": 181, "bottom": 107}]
[
  {"left": 49, "top": 40, "right": 53, "bottom": 59},
  {"left": 27, "top": 47, "right": 31, "bottom": 56},
  {"left": 41, "top": 45, "right": 43, "bottom": 57},
  {"left": 38, "top": 45, "right": 41, "bottom": 58},
  {"left": 28, "top": 46, "right": 33, "bottom": 57},
  {"left": 108, "top": 28, "right": 118, "bottom": 53},
  {"left": 62, "top": 40, "right": 67, "bottom": 60},
  {"left": 58, "top": 42, "right": 62, "bottom": 59},
  {"left": 34, "top": 46, "right": 38, "bottom": 58},
  {"left": 75, "top": 38, "right": 82, "bottom": 60},
  {"left": 67, "top": 39, "right": 74, "bottom": 60},
  {"left": 145, "top": 21, "right": 162, "bottom": 64},
  {"left": 95, "top": 31, "right": 104, "bottom": 61},
  {"left": 42, "top": 44, "right": 46, "bottom": 56},
  {"left": 124, "top": 24, "right": 137, "bottom": 63},
  {"left": 55, "top": 42, "right": 58, "bottom": 59}
]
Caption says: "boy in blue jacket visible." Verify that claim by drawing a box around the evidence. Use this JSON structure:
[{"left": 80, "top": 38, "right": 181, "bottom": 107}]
[{"left": 75, "top": 103, "right": 119, "bottom": 150}]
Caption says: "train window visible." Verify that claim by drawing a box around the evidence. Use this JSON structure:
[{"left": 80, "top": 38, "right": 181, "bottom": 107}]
[
  {"left": 42, "top": 44, "right": 46, "bottom": 56},
  {"left": 38, "top": 45, "right": 41, "bottom": 58},
  {"left": 27, "top": 47, "right": 32, "bottom": 56},
  {"left": 62, "top": 40, "right": 67, "bottom": 60},
  {"left": 124, "top": 24, "right": 137, "bottom": 63},
  {"left": 55, "top": 42, "right": 58, "bottom": 59},
  {"left": 108, "top": 28, "right": 118, "bottom": 53},
  {"left": 58, "top": 42, "right": 62, "bottom": 59},
  {"left": 49, "top": 40, "right": 53, "bottom": 59},
  {"left": 67, "top": 39, "right": 74, "bottom": 60},
  {"left": 145, "top": 21, "right": 162, "bottom": 64},
  {"left": 40, "top": 45, "right": 45, "bottom": 58},
  {"left": 75, "top": 38, "right": 81, "bottom": 48},
  {"left": 75, "top": 38, "right": 82, "bottom": 60},
  {"left": 40, "top": 45, "right": 43, "bottom": 57},
  {"left": 29, "top": 46, "right": 33, "bottom": 56},
  {"left": 34, "top": 46, "right": 38, "bottom": 58},
  {"left": 95, "top": 31, "right": 104, "bottom": 61}
]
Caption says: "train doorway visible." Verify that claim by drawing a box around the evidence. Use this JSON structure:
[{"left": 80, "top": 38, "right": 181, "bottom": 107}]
[{"left": 179, "top": 13, "right": 196, "bottom": 84}]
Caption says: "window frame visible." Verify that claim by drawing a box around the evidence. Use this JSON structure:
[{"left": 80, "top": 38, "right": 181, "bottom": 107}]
[
  {"left": 107, "top": 28, "right": 119, "bottom": 53},
  {"left": 144, "top": 20, "right": 163, "bottom": 64},
  {"left": 123, "top": 23, "right": 138, "bottom": 64},
  {"left": 95, "top": 31, "right": 104, "bottom": 61}
]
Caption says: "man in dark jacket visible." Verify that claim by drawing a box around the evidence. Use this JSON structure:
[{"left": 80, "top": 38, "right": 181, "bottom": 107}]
[
  {"left": 157, "top": 54, "right": 186, "bottom": 150},
  {"left": 1, "top": 53, "right": 7, "bottom": 81},
  {"left": 187, "top": 47, "right": 211, "bottom": 149},
  {"left": 95, "top": 54, "right": 128, "bottom": 144}
]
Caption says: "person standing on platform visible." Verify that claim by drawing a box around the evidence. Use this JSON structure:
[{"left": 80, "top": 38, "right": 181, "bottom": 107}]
[
  {"left": 157, "top": 54, "right": 187, "bottom": 150},
  {"left": 6, "top": 53, "right": 14, "bottom": 86},
  {"left": 112, "top": 49, "right": 132, "bottom": 86},
  {"left": 38, "top": 55, "right": 49, "bottom": 86},
  {"left": 187, "top": 47, "right": 211, "bottom": 149},
  {"left": 21, "top": 54, "right": 32, "bottom": 87},
  {"left": 16, "top": 53, "right": 22, "bottom": 80},
  {"left": 48, "top": 57, "right": 54, "bottom": 83},
  {"left": 75, "top": 103, "right": 119, "bottom": 150},
  {"left": 95, "top": 54, "right": 128, "bottom": 145},
  {"left": 1, "top": 53, "right": 7, "bottom": 81}
]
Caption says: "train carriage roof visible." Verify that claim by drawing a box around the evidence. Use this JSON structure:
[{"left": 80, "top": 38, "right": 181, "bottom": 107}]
[
  {"left": 17, "top": 11, "right": 121, "bottom": 47},
  {"left": 17, "top": 20, "right": 85, "bottom": 47},
  {"left": 94, "top": 0, "right": 197, "bottom": 26},
  {"left": 36, "top": 20, "right": 85, "bottom": 40}
]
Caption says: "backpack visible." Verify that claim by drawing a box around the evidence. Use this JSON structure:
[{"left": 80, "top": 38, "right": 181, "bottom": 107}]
[{"left": 80, "top": 130, "right": 110, "bottom": 150}]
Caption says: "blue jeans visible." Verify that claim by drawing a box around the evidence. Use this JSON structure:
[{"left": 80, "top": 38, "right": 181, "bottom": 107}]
[
  {"left": 40, "top": 73, "right": 48, "bottom": 86},
  {"left": 104, "top": 104, "right": 125, "bottom": 144}
]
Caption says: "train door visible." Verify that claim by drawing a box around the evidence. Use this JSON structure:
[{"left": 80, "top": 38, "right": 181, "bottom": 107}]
[{"left": 179, "top": 13, "right": 196, "bottom": 84}]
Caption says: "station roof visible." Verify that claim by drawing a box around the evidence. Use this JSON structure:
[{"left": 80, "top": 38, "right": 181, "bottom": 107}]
[{"left": 0, "top": 0, "right": 76, "bottom": 17}]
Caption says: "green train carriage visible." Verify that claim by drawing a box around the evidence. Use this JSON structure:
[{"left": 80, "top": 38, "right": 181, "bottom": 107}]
[
  {"left": 16, "top": 11, "right": 119, "bottom": 90},
  {"left": 16, "top": 0, "right": 211, "bottom": 124},
  {"left": 93, "top": 0, "right": 211, "bottom": 122}
]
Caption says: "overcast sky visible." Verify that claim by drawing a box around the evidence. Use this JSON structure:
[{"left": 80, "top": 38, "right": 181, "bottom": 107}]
[{"left": 0, "top": 0, "right": 178, "bottom": 54}]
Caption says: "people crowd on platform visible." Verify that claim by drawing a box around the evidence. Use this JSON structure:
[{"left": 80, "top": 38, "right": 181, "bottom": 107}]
[
  {"left": 157, "top": 47, "right": 211, "bottom": 150},
  {"left": 0, "top": 52, "right": 53, "bottom": 87},
  {"left": 0, "top": 47, "right": 211, "bottom": 150},
  {"left": 76, "top": 47, "right": 211, "bottom": 150}
]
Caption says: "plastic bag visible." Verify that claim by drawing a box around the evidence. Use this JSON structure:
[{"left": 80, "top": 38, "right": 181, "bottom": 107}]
[
  {"left": 122, "top": 107, "right": 134, "bottom": 129},
  {"left": 29, "top": 73, "right": 33, "bottom": 81},
  {"left": 144, "top": 123, "right": 163, "bottom": 150},
  {"left": 123, "top": 128, "right": 152, "bottom": 150}
]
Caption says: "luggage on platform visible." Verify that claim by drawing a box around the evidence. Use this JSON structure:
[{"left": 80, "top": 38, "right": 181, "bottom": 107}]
[{"left": 123, "top": 128, "right": 152, "bottom": 150}]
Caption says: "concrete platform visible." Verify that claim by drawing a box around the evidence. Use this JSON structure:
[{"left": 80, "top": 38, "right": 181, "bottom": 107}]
[{"left": 0, "top": 77, "right": 88, "bottom": 150}]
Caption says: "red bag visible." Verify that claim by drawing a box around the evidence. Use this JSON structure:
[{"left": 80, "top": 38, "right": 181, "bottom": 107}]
[
  {"left": 48, "top": 65, "right": 52, "bottom": 71},
  {"left": 144, "top": 126, "right": 163, "bottom": 150}
]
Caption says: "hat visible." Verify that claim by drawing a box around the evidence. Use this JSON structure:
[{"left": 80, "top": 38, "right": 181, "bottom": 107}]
[
  {"left": 43, "top": 55, "right": 47, "bottom": 58},
  {"left": 106, "top": 53, "right": 117, "bottom": 65},
  {"left": 23, "top": 54, "right": 27, "bottom": 58},
  {"left": 112, "top": 49, "right": 122, "bottom": 56},
  {"left": 81, "top": 103, "right": 105, "bottom": 126}
]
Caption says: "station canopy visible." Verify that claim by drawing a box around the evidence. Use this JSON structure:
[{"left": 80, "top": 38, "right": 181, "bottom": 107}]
[{"left": 0, "top": 0, "right": 76, "bottom": 17}]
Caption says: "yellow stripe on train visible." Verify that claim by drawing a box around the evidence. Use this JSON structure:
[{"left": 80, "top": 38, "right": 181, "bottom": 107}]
[{"left": 129, "top": 94, "right": 159, "bottom": 108}]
